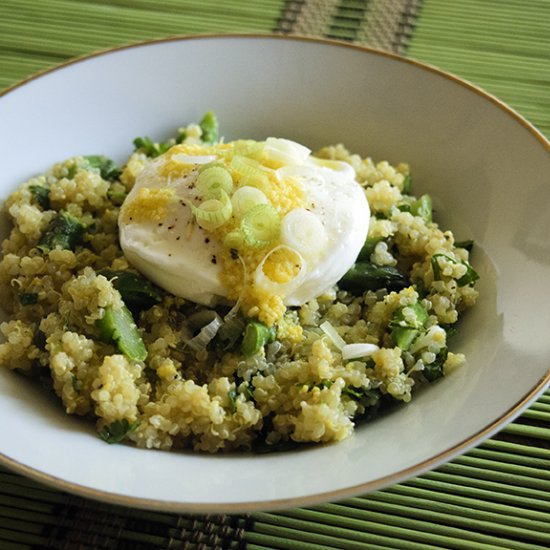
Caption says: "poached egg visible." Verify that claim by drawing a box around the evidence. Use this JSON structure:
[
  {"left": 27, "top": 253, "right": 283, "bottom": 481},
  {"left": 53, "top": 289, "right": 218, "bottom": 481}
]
[{"left": 119, "top": 138, "right": 370, "bottom": 323}]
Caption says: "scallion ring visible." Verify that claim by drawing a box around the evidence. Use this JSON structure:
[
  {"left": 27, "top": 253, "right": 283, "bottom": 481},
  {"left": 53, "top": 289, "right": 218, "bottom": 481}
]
[
  {"left": 191, "top": 189, "right": 232, "bottom": 231},
  {"left": 254, "top": 245, "right": 307, "bottom": 298},
  {"left": 341, "top": 343, "right": 379, "bottom": 361},
  {"left": 196, "top": 166, "right": 234, "bottom": 198},
  {"left": 223, "top": 230, "right": 244, "bottom": 250},
  {"left": 232, "top": 140, "right": 265, "bottom": 160},
  {"left": 281, "top": 208, "right": 327, "bottom": 258},
  {"left": 264, "top": 137, "right": 310, "bottom": 166},
  {"left": 230, "top": 155, "right": 269, "bottom": 180},
  {"left": 186, "top": 314, "right": 223, "bottom": 351},
  {"left": 241, "top": 203, "right": 280, "bottom": 248},
  {"left": 231, "top": 186, "right": 269, "bottom": 218},
  {"left": 171, "top": 153, "right": 217, "bottom": 165},
  {"left": 320, "top": 321, "right": 346, "bottom": 350}
]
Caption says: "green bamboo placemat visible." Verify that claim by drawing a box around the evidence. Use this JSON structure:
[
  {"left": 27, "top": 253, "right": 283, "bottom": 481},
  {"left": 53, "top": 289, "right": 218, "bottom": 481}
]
[{"left": 1, "top": 1, "right": 550, "bottom": 548}]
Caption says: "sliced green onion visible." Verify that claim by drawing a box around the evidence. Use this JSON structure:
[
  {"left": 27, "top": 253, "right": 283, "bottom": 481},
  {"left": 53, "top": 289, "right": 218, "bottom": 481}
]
[
  {"left": 231, "top": 186, "right": 268, "bottom": 218},
  {"left": 198, "top": 161, "right": 224, "bottom": 173},
  {"left": 411, "top": 194, "right": 432, "bottom": 224},
  {"left": 186, "top": 314, "right": 223, "bottom": 351},
  {"left": 230, "top": 155, "right": 268, "bottom": 180},
  {"left": 241, "top": 203, "right": 280, "bottom": 248},
  {"left": 264, "top": 137, "right": 310, "bottom": 166},
  {"left": 172, "top": 153, "right": 216, "bottom": 165},
  {"left": 232, "top": 139, "right": 265, "bottom": 160},
  {"left": 320, "top": 320, "right": 346, "bottom": 350},
  {"left": 254, "top": 245, "right": 306, "bottom": 297},
  {"left": 238, "top": 173, "right": 270, "bottom": 192},
  {"left": 223, "top": 230, "right": 244, "bottom": 249},
  {"left": 341, "top": 343, "right": 379, "bottom": 361},
  {"left": 196, "top": 166, "right": 234, "bottom": 198},
  {"left": 281, "top": 208, "right": 327, "bottom": 258},
  {"left": 191, "top": 189, "right": 232, "bottom": 231}
]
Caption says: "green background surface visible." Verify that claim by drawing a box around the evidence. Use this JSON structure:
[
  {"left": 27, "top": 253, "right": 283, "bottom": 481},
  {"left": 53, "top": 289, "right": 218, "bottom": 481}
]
[{"left": 1, "top": 1, "right": 549, "bottom": 549}]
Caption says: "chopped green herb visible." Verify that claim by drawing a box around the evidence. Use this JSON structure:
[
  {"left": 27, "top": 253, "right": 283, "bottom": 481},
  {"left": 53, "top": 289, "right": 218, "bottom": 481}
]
[
  {"left": 99, "top": 419, "right": 139, "bottom": 444},
  {"left": 423, "top": 348, "right": 448, "bottom": 382},
  {"left": 133, "top": 136, "right": 172, "bottom": 158},
  {"left": 410, "top": 194, "right": 432, "bottom": 223},
  {"left": 29, "top": 185, "right": 50, "bottom": 210},
  {"left": 19, "top": 292, "right": 38, "bottom": 306},
  {"left": 252, "top": 413, "right": 303, "bottom": 453},
  {"left": 431, "top": 254, "right": 479, "bottom": 287},
  {"left": 398, "top": 203, "right": 412, "bottom": 213},
  {"left": 107, "top": 186, "right": 127, "bottom": 205},
  {"left": 84, "top": 155, "right": 121, "bottom": 182},
  {"left": 402, "top": 174, "right": 411, "bottom": 194},
  {"left": 144, "top": 367, "right": 159, "bottom": 386},
  {"left": 241, "top": 383, "right": 255, "bottom": 402},
  {"left": 241, "top": 321, "right": 276, "bottom": 357},
  {"left": 98, "top": 269, "right": 162, "bottom": 313},
  {"left": 33, "top": 330, "right": 47, "bottom": 350},
  {"left": 96, "top": 305, "right": 147, "bottom": 362},
  {"left": 199, "top": 111, "right": 219, "bottom": 144},
  {"left": 67, "top": 163, "right": 78, "bottom": 179},
  {"left": 299, "top": 379, "right": 334, "bottom": 391},
  {"left": 38, "top": 211, "right": 85, "bottom": 252},
  {"left": 342, "top": 386, "right": 381, "bottom": 407},
  {"left": 228, "top": 388, "right": 238, "bottom": 413},
  {"left": 443, "top": 325, "right": 459, "bottom": 339},
  {"left": 175, "top": 129, "right": 187, "bottom": 144},
  {"left": 71, "top": 373, "right": 82, "bottom": 392},
  {"left": 338, "top": 262, "right": 409, "bottom": 294}
]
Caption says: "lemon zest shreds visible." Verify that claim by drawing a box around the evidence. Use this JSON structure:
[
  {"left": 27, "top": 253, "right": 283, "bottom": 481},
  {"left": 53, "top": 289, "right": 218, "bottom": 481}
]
[
  {"left": 263, "top": 173, "right": 304, "bottom": 215},
  {"left": 121, "top": 187, "right": 175, "bottom": 223}
]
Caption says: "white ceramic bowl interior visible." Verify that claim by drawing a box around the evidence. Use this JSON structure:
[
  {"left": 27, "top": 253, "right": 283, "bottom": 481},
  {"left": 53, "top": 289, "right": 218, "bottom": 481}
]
[{"left": 0, "top": 35, "right": 549, "bottom": 512}]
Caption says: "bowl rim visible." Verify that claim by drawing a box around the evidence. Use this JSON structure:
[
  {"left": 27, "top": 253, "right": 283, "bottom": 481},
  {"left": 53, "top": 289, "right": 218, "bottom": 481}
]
[{"left": 1, "top": 33, "right": 550, "bottom": 513}]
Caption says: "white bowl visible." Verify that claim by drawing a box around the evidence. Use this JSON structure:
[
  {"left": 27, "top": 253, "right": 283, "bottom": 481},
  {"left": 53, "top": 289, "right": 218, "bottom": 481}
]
[{"left": 1, "top": 35, "right": 549, "bottom": 513}]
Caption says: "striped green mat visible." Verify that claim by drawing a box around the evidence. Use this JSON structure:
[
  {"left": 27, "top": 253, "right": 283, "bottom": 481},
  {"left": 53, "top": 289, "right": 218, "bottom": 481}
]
[{"left": 1, "top": 1, "right": 550, "bottom": 548}]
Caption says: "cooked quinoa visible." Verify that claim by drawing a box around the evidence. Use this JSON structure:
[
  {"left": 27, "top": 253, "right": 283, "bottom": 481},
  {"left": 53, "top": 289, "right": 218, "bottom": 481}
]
[{"left": 0, "top": 117, "right": 479, "bottom": 452}]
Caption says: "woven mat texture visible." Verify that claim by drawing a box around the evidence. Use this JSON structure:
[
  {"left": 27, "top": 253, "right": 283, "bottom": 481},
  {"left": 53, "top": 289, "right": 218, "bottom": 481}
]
[{"left": 1, "top": 1, "right": 550, "bottom": 549}]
